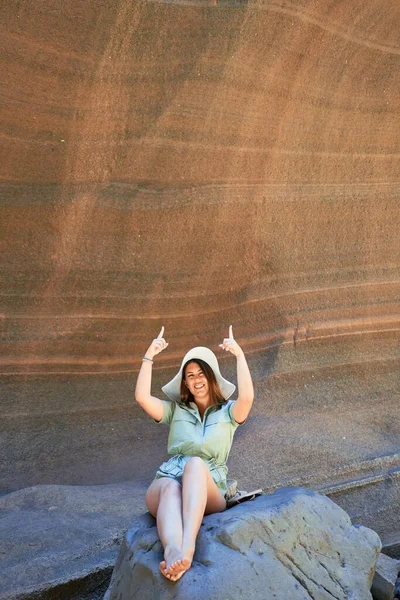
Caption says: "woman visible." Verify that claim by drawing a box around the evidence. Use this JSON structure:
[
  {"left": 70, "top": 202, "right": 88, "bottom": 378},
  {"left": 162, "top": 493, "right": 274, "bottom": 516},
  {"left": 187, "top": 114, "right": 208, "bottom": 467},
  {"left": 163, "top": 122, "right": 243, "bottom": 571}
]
[{"left": 135, "top": 325, "right": 254, "bottom": 581}]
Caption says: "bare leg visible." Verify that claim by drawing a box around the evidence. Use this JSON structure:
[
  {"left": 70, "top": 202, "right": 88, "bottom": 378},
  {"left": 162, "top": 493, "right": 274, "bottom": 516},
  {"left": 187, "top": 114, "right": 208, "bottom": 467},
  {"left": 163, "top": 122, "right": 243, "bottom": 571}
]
[
  {"left": 145, "top": 478, "right": 183, "bottom": 579},
  {"left": 168, "top": 457, "right": 226, "bottom": 581},
  {"left": 145, "top": 462, "right": 226, "bottom": 582}
]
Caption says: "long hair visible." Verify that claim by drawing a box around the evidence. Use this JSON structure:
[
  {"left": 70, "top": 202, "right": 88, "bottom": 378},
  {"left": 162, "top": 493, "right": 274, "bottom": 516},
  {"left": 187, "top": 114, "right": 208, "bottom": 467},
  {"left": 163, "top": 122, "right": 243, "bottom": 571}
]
[{"left": 180, "top": 358, "right": 226, "bottom": 407}]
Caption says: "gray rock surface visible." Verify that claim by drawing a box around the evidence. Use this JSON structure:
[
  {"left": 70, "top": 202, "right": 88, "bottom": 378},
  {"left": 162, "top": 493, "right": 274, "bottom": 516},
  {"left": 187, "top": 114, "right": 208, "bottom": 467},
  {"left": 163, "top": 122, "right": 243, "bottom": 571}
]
[
  {"left": 0, "top": 482, "right": 146, "bottom": 600},
  {"left": 371, "top": 553, "right": 400, "bottom": 600},
  {"left": 381, "top": 531, "right": 400, "bottom": 560},
  {"left": 321, "top": 465, "right": 400, "bottom": 551},
  {"left": 105, "top": 487, "right": 381, "bottom": 600}
]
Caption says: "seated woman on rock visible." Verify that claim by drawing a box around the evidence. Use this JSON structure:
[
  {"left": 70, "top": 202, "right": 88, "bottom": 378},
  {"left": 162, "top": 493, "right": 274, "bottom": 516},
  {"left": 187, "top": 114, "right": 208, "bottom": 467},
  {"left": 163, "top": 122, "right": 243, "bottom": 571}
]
[{"left": 135, "top": 325, "right": 254, "bottom": 581}]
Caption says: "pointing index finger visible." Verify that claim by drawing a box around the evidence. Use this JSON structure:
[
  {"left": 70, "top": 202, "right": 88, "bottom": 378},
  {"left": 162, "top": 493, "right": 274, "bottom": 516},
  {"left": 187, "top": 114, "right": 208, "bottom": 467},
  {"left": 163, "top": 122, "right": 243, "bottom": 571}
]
[
  {"left": 229, "top": 325, "right": 233, "bottom": 339},
  {"left": 157, "top": 326, "right": 165, "bottom": 339}
]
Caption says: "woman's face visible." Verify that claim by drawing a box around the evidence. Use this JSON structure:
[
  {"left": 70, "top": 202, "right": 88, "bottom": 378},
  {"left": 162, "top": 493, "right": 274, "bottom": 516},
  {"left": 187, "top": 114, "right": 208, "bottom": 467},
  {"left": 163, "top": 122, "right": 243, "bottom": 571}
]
[{"left": 184, "top": 361, "right": 209, "bottom": 399}]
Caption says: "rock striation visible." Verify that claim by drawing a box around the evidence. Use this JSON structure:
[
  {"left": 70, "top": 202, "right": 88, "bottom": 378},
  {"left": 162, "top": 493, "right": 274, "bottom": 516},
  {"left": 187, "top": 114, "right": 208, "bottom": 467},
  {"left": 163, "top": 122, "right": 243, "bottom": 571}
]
[
  {"left": 0, "top": 0, "right": 399, "bottom": 556},
  {"left": 104, "top": 487, "right": 381, "bottom": 600}
]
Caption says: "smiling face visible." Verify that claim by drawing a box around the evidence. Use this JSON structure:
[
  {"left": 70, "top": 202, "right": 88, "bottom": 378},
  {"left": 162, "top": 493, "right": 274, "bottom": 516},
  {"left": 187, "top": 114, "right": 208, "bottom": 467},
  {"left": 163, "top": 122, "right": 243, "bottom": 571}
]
[
  {"left": 180, "top": 358, "right": 226, "bottom": 407},
  {"left": 184, "top": 361, "right": 210, "bottom": 399}
]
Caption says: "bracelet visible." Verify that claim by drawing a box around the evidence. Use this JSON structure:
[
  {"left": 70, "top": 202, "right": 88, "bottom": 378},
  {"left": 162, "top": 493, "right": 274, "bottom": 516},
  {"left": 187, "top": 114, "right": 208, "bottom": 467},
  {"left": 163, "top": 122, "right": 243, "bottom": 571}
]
[{"left": 142, "top": 356, "right": 154, "bottom": 364}]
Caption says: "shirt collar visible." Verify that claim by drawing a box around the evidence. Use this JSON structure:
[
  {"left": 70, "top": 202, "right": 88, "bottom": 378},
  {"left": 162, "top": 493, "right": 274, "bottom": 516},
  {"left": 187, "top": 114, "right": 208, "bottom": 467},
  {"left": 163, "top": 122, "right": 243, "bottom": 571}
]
[{"left": 188, "top": 401, "right": 220, "bottom": 415}]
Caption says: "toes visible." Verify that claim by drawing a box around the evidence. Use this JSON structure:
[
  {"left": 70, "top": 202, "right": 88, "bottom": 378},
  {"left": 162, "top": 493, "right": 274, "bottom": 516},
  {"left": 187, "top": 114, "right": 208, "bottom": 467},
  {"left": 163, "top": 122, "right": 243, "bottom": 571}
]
[
  {"left": 171, "top": 570, "right": 185, "bottom": 582},
  {"left": 168, "top": 559, "right": 182, "bottom": 574},
  {"left": 161, "top": 554, "right": 191, "bottom": 581},
  {"left": 160, "top": 570, "right": 169, "bottom": 579}
]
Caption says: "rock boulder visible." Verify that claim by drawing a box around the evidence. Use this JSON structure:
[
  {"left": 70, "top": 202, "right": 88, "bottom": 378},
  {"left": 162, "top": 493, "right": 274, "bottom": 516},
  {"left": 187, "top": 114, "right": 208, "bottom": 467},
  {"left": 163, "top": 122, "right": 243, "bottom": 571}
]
[
  {"left": 371, "top": 553, "right": 400, "bottom": 600},
  {"left": 104, "top": 487, "right": 381, "bottom": 600}
]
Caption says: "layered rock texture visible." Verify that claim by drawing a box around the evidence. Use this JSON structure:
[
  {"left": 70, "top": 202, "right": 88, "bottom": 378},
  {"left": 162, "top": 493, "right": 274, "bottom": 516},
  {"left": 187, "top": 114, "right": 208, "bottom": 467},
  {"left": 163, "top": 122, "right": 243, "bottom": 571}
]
[
  {"left": 104, "top": 487, "right": 381, "bottom": 600},
  {"left": 0, "top": 0, "right": 399, "bottom": 554}
]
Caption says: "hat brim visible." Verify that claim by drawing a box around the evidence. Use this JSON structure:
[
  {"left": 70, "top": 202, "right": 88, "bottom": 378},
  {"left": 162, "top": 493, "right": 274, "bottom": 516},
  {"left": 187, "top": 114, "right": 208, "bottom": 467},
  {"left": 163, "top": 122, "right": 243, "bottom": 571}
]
[{"left": 161, "top": 347, "right": 236, "bottom": 403}]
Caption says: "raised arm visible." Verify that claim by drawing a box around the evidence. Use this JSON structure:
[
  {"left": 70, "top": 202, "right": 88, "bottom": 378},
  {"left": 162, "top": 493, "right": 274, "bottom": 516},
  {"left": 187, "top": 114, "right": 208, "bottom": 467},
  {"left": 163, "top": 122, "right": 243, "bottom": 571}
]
[
  {"left": 135, "top": 326, "right": 169, "bottom": 422},
  {"left": 219, "top": 325, "right": 254, "bottom": 424}
]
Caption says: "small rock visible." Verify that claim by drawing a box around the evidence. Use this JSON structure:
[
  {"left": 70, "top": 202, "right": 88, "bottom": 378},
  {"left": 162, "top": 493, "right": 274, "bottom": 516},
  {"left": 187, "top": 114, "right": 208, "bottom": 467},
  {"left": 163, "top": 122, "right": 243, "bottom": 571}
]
[{"left": 371, "top": 553, "right": 400, "bottom": 600}]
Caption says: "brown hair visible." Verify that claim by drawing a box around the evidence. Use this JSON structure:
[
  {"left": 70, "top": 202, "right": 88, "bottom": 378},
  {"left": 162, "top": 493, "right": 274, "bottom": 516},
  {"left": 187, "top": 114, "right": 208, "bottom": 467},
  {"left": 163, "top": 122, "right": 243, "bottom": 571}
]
[{"left": 180, "top": 358, "right": 226, "bottom": 407}]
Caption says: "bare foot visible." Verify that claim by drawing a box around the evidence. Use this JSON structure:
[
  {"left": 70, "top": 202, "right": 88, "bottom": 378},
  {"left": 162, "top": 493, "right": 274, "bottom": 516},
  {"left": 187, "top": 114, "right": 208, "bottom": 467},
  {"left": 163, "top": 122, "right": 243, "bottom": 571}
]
[
  {"left": 159, "top": 545, "right": 182, "bottom": 580},
  {"left": 168, "top": 546, "right": 195, "bottom": 581},
  {"left": 169, "top": 557, "right": 191, "bottom": 581}
]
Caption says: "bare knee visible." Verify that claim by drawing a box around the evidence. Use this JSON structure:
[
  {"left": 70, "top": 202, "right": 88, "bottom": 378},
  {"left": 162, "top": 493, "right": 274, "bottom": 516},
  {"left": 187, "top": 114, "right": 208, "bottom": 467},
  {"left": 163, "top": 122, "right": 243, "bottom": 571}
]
[
  {"left": 145, "top": 478, "right": 181, "bottom": 516},
  {"left": 183, "top": 457, "right": 206, "bottom": 474},
  {"left": 159, "top": 478, "right": 182, "bottom": 499}
]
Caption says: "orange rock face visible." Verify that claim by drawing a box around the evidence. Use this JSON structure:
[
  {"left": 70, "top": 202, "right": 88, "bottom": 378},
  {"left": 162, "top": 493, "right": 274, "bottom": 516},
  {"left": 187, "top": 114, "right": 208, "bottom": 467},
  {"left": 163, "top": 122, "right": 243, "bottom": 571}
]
[{"left": 0, "top": 1, "right": 399, "bottom": 501}]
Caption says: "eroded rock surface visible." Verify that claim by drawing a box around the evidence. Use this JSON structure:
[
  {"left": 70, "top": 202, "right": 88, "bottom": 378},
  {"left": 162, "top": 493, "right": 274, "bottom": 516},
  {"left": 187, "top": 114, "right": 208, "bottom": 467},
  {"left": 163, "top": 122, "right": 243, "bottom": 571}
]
[
  {"left": 0, "top": 482, "right": 146, "bottom": 600},
  {"left": 104, "top": 487, "right": 381, "bottom": 600}
]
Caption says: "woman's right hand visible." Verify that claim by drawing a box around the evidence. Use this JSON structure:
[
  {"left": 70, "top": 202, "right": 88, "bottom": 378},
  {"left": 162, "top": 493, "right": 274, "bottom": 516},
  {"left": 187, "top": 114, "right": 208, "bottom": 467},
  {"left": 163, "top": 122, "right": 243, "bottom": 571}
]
[{"left": 144, "top": 326, "right": 169, "bottom": 360}]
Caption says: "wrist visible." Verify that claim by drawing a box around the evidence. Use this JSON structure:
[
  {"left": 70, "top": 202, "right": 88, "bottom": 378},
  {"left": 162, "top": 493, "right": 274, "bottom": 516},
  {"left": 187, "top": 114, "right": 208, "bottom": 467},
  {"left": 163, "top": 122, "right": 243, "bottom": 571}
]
[
  {"left": 145, "top": 348, "right": 155, "bottom": 360},
  {"left": 142, "top": 355, "right": 154, "bottom": 363}
]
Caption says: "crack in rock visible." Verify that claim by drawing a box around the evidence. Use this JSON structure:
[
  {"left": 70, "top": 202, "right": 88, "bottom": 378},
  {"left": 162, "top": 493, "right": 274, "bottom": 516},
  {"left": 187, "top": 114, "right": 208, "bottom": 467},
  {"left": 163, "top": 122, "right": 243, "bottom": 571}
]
[{"left": 281, "top": 551, "right": 343, "bottom": 600}]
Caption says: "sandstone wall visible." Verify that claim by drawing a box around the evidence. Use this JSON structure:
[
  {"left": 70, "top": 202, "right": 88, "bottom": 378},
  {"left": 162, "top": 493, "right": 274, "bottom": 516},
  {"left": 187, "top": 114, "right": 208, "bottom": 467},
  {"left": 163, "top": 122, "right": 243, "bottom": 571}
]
[{"left": 0, "top": 0, "right": 399, "bottom": 518}]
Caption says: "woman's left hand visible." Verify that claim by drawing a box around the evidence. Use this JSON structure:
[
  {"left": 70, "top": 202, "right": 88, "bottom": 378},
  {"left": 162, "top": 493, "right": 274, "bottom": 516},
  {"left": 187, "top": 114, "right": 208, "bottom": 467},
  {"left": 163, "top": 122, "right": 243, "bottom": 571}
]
[{"left": 219, "top": 325, "right": 243, "bottom": 357}]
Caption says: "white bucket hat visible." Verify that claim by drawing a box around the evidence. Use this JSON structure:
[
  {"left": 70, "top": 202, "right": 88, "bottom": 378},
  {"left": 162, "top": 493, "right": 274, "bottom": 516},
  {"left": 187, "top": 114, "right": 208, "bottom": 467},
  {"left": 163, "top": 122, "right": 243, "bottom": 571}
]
[{"left": 161, "top": 346, "right": 236, "bottom": 402}]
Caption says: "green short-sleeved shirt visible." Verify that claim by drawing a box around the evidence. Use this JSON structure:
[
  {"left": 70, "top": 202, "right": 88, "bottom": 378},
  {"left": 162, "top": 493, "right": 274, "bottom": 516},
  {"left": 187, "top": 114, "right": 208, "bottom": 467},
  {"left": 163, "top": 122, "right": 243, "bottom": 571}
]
[{"left": 155, "top": 399, "right": 242, "bottom": 496}]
